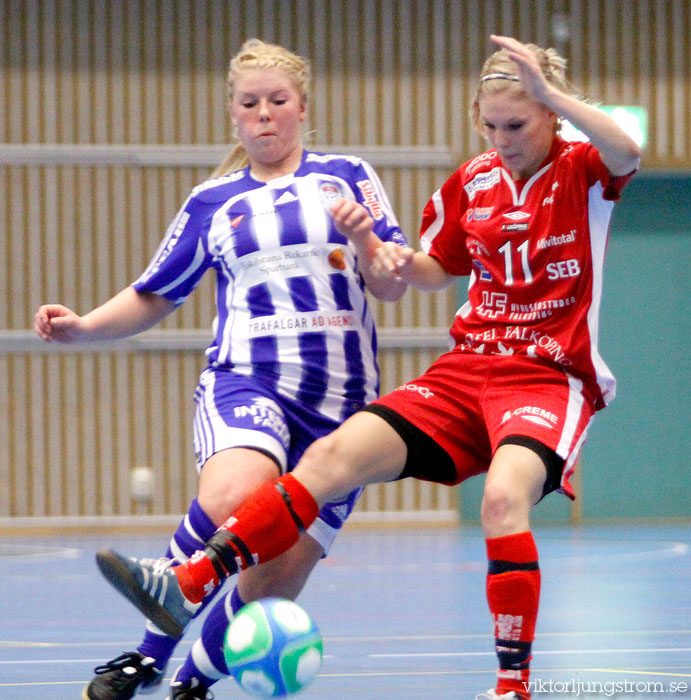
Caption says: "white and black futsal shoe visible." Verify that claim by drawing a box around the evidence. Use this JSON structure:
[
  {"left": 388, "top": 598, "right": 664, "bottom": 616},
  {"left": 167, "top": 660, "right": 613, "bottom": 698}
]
[{"left": 82, "top": 651, "right": 165, "bottom": 700}]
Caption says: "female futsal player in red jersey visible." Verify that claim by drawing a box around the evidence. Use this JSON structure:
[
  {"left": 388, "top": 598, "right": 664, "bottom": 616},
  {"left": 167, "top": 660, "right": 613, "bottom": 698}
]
[{"left": 96, "top": 35, "right": 640, "bottom": 699}]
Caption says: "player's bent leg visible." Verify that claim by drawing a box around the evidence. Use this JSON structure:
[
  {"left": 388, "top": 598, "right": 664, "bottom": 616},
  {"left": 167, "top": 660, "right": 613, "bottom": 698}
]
[
  {"left": 292, "top": 410, "right": 408, "bottom": 501},
  {"left": 197, "top": 410, "right": 405, "bottom": 591},
  {"left": 95, "top": 472, "right": 321, "bottom": 636},
  {"left": 96, "top": 412, "right": 407, "bottom": 633},
  {"left": 87, "top": 449, "right": 283, "bottom": 698},
  {"left": 85, "top": 496, "right": 220, "bottom": 700}
]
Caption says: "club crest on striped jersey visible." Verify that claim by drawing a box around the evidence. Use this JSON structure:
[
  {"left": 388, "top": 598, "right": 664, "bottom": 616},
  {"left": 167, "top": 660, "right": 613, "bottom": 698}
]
[{"left": 319, "top": 182, "right": 343, "bottom": 209}]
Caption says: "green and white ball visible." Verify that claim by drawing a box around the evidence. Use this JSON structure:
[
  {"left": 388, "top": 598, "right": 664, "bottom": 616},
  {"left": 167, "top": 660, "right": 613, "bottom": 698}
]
[{"left": 223, "top": 597, "right": 323, "bottom": 697}]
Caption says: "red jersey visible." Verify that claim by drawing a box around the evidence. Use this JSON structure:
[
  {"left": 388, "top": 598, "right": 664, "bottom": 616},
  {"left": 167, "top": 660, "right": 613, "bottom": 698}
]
[{"left": 420, "top": 137, "right": 634, "bottom": 409}]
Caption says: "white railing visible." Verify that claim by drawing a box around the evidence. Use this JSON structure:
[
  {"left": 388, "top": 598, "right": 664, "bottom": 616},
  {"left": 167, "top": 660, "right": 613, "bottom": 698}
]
[
  {"left": 0, "top": 143, "right": 458, "bottom": 169},
  {"left": 0, "top": 327, "right": 451, "bottom": 353}
]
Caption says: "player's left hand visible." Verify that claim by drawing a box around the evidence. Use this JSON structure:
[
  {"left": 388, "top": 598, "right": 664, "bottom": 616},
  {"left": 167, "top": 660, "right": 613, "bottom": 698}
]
[
  {"left": 329, "top": 198, "right": 374, "bottom": 244},
  {"left": 371, "top": 242, "right": 415, "bottom": 280},
  {"left": 490, "top": 35, "right": 553, "bottom": 103}
]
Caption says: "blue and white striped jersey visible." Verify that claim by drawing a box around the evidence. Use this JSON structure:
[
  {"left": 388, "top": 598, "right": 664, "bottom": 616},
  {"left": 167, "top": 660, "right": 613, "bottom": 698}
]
[{"left": 133, "top": 151, "right": 406, "bottom": 422}]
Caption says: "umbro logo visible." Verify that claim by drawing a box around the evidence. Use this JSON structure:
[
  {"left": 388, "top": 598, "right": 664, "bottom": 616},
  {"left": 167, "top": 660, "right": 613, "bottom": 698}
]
[
  {"left": 502, "top": 210, "right": 531, "bottom": 221},
  {"left": 274, "top": 191, "right": 298, "bottom": 206}
]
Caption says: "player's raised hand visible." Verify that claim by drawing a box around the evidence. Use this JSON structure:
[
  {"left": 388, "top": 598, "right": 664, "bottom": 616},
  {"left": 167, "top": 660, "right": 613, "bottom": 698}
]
[
  {"left": 34, "top": 304, "right": 86, "bottom": 343},
  {"left": 329, "top": 198, "right": 374, "bottom": 245},
  {"left": 490, "top": 35, "right": 553, "bottom": 103}
]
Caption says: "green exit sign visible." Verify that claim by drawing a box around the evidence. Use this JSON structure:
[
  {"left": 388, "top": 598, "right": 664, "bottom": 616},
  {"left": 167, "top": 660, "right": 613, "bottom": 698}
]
[{"left": 561, "top": 106, "right": 648, "bottom": 147}]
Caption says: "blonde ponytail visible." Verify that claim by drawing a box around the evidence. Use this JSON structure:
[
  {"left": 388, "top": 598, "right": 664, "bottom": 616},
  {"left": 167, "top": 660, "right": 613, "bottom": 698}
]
[{"left": 211, "top": 144, "right": 249, "bottom": 179}]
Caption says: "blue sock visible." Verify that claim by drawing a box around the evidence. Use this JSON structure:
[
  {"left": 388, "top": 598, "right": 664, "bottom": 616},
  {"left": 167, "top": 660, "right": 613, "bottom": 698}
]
[
  {"left": 228, "top": 585, "right": 247, "bottom": 615},
  {"left": 172, "top": 587, "right": 246, "bottom": 688},
  {"left": 137, "top": 499, "right": 218, "bottom": 669}
]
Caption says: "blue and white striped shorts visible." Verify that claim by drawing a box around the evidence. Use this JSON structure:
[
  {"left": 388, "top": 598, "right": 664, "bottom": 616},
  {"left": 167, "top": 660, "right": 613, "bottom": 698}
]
[{"left": 193, "top": 367, "right": 363, "bottom": 554}]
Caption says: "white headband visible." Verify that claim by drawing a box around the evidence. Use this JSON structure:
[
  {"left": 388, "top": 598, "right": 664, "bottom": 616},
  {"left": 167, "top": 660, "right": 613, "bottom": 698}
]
[{"left": 481, "top": 73, "right": 521, "bottom": 82}]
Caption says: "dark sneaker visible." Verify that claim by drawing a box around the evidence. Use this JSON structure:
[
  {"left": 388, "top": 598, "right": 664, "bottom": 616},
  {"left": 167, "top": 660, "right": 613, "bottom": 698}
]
[
  {"left": 82, "top": 651, "right": 164, "bottom": 700},
  {"left": 166, "top": 666, "right": 215, "bottom": 699},
  {"left": 95, "top": 551, "right": 200, "bottom": 638}
]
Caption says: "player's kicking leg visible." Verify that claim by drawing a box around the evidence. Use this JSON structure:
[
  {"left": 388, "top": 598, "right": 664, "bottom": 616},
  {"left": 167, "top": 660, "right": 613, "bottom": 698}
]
[{"left": 96, "top": 411, "right": 406, "bottom": 636}]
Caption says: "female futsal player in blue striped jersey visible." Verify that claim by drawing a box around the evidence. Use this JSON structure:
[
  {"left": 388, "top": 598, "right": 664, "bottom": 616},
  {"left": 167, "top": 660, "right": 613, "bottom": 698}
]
[{"left": 34, "top": 39, "right": 408, "bottom": 700}]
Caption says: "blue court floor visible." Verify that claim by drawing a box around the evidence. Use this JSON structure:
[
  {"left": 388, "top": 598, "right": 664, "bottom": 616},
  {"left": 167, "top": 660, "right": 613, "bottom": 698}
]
[{"left": 1, "top": 523, "right": 690, "bottom": 699}]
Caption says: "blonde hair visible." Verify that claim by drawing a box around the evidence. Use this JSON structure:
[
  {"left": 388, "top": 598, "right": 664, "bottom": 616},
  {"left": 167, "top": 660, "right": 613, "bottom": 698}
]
[
  {"left": 470, "top": 43, "right": 577, "bottom": 135},
  {"left": 211, "top": 39, "right": 311, "bottom": 178}
]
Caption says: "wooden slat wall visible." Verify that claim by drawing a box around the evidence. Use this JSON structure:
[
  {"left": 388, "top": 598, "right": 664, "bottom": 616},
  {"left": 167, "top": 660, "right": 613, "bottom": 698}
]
[
  {"left": 1, "top": 0, "right": 689, "bottom": 525},
  {"left": 3, "top": 0, "right": 689, "bottom": 158}
]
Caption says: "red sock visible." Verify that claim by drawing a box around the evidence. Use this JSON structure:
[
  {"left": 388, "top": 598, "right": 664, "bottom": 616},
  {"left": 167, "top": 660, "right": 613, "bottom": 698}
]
[
  {"left": 174, "top": 550, "right": 220, "bottom": 604},
  {"left": 485, "top": 531, "right": 540, "bottom": 700},
  {"left": 174, "top": 474, "right": 320, "bottom": 603}
]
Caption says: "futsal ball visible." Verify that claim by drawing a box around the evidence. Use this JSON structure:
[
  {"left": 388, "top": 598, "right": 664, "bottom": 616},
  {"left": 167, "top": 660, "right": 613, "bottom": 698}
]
[{"left": 223, "top": 597, "right": 323, "bottom": 698}]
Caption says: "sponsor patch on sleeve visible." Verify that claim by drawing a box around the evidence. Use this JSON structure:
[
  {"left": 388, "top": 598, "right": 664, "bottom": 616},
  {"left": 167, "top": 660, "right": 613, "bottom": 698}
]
[{"left": 357, "top": 179, "right": 384, "bottom": 220}]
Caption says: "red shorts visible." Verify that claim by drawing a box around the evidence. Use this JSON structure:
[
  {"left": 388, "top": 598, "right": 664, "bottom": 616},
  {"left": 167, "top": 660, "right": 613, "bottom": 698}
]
[{"left": 370, "top": 351, "right": 596, "bottom": 499}]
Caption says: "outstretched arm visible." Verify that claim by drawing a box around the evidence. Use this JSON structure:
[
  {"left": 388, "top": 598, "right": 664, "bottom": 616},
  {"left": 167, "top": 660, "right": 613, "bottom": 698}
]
[
  {"left": 34, "top": 286, "right": 176, "bottom": 343},
  {"left": 370, "top": 243, "right": 457, "bottom": 292},
  {"left": 491, "top": 35, "right": 641, "bottom": 176}
]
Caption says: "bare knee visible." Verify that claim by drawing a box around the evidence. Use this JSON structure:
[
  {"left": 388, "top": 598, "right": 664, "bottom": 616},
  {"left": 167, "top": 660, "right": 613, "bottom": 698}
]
[
  {"left": 297, "top": 432, "right": 356, "bottom": 501},
  {"left": 481, "top": 480, "right": 528, "bottom": 537},
  {"left": 295, "top": 412, "right": 407, "bottom": 502},
  {"left": 198, "top": 448, "right": 281, "bottom": 526},
  {"left": 481, "top": 444, "right": 547, "bottom": 538}
]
